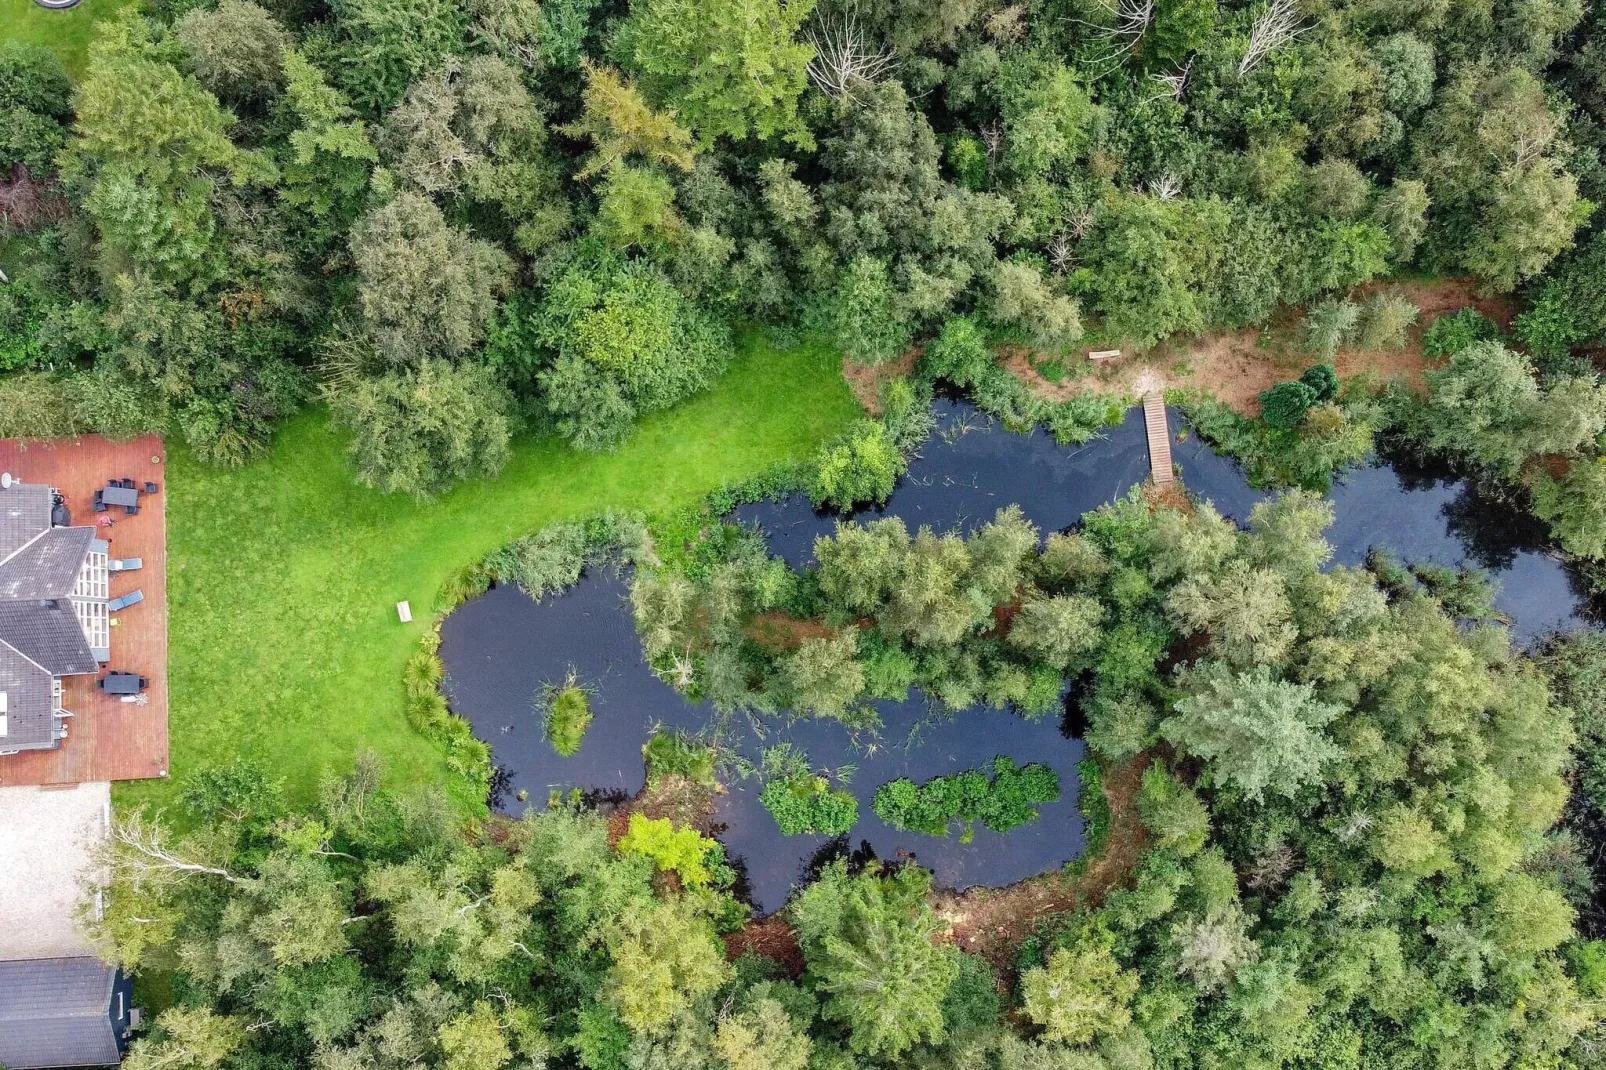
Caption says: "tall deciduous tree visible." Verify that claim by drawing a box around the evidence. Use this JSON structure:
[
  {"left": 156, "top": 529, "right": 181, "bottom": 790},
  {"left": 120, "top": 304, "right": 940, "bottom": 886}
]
[
  {"left": 791, "top": 861, "right": 958, "bottom": 1058},
  {"left": 1162, "top": 663, "right": 1344, "bottom": 802},
  {"left": 330, "top": 358, "right": 516, "bottom": 497},
  {"left": 348, "top": 191, "right": 513, "bottom": 363},
  {"left": 67, "top": 13, "right": 274, "bottom": 287},
  {"left": 615, "top": 0, "right": 816, "bottom": 148}
]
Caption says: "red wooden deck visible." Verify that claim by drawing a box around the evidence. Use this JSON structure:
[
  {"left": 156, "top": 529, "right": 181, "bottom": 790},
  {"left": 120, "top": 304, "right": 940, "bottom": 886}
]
[
  {"left": 1143, "top": 393, "right": 1173, "bottom": 484},
  {"left": 0, "top": 435, "right": 169, "bottom": 786}
]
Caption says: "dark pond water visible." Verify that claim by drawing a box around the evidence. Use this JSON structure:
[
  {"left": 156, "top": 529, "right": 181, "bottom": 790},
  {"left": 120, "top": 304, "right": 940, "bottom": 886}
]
[{"left": 441, "top": 398, "right": 1595, "bottom": 912}]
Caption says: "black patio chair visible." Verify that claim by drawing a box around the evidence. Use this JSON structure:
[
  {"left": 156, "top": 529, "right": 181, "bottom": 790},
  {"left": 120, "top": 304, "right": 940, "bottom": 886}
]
[
  {"left": 126, "top": 504, "right": 140, "bottom": 516},
  {"left": 92, "top": 500, "right": 107, "bottom": 513},
  {"left": 143, "top": 481, "right": 159, "bottom": 494}
]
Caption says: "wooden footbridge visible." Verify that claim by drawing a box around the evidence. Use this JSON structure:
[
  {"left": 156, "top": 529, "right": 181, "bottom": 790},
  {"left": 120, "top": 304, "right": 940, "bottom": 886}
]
[{"left": 1143, "top": 392, "right": 1173, "bottom": 484}]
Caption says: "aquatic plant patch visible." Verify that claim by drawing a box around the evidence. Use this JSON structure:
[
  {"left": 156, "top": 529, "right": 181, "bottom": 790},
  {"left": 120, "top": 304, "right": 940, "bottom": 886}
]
[
  {"left": 540, "top": 673, "right": 594, "bottom": 756},
  {"left": 759, "top": 773, "right": 859, "bottom": 836},
  {"left": 873, "top": 757, "right": 1061, "bottom": 841}
]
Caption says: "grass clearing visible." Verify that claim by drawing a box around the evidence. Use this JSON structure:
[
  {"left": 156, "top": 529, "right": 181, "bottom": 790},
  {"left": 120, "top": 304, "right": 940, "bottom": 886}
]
[
  {"left": 1, "top": 0, "right": 136, "bottom": 76},
  {"left": 116, "top": 336, "right": 859, "bottom": 816}
]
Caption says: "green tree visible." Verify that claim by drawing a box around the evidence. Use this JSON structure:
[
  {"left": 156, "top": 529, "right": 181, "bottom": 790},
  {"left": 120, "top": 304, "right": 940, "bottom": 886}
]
[
  {"left": 791, "top": 861, "right": 957, "bottom": 1058},
  {"left": 713, "top": 996, "right": 813, "bottom": 1070},
  {"left": 820, "top": 255, "right": 913, "bottom": 366},
  {"left": 782, "top": 632, "right": 866, "bottom": 719},
  {"left": 1532, "top": 456, "right": 1606, "bottom": 558},
  {"left": 277, "top": 49, "right": 378, "bottom": 242},
  {"left": 348, "top": 191, "right": 513, "bottom": 363},
  {"left": 67, "top": 13, "right": 274, "bottom": 287},
  {"left": 330, "top": 359, "right": 516, "bottom": 497},
  {"left": 989, "top": 260, "right": 1083, "bottom": 353},
  {"left": 1020, "top": 943, "right": 1139, "bottom": 1047},
  {"left": 124, "top": 1008, "right": 245, "bottom": 1070},
  {"left": 1422, "top": 340, "right": 1606, "bottom": 475},
  {"left": 606, "top": 895, "right": 732, "bottom": 1034},
  {"left": 328, "top": 0, "right": 467, "bottom": 114},
  {"left": 175, "top": 0, "right": 288, "bottom": 104},
  {"left": 614, "top": 0, "right": 815, "bottom": 148},
  {"left": 1006, "top": 593, "right": 1104, "bottom": 669},
  {"left": 561, "top": 64, "right": 694, "bottom": 179},
  {"left": 1162, "top": 664, "right": 1344, "bottom": 802}
]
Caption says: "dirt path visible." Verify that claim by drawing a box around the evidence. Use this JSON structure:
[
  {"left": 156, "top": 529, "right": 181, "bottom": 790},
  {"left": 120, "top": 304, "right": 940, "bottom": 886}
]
[
  {"left": 1008, "top": 278, "right": 1516, "bottom": 417},
  {"left": 933, "top": 752, "right": 1153, "bottom": 968}
]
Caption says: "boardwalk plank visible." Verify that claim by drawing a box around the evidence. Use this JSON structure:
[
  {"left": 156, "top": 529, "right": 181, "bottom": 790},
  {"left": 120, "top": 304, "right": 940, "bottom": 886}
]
[{"left": 1143, "top": 394, "right": 1173, "bottom": 484}]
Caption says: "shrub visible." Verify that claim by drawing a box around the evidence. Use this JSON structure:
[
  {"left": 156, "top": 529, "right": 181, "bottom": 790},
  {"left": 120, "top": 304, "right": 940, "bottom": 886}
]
[
  {"left": 808, "top": 421, "right": 907, "bottom": 510},
  {"left": 872, "top": 756, "right": 1059, "bottom": 840},
  {"left": 1301, "top": 298, "right": 1360, "bottom": 358},
  {"left": 540, "top": 678, "right": 593, "bottom": 756},
  {"left": 1355, "top": 290, "right": 1419, "bottom": 349},
  {"left": 616, "top": 813, "right": 725, "bottom": 890},
  {"left": 922, "top": 316, "right": 993, "bottom": 387},
  {"left": 759, "top": 774, "right": 859, "bottom": 835},
  {"left": 1259, "top": 380, "right": 1318, "bottom": 430},
  {"left": 1298, "top": 363, "right": 1339, "bottom": 401},
  {"left": 1422, "top": 307, "right": 1499, "bottom": 358}
]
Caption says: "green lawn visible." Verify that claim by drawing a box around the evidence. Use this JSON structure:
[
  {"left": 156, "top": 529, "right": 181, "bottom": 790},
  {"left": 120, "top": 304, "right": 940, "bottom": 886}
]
[
  {"left": 1, "top": 0, "right": 135, "bottom": 75},
  {"left": 117, "top": 337, "right": 859, "bottom": 815}
]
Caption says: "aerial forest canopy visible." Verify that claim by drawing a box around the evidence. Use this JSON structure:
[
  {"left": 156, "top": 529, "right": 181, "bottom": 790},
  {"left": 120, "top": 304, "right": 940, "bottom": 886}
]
[{"left": 2, "top": 0, "right": 1604, "bottom": 494}]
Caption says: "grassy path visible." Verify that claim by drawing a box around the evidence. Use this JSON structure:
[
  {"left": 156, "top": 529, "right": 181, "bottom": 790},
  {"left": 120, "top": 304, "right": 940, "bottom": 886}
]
[{"left": 117, "top": 338, "right": 858, "bottom": 814}]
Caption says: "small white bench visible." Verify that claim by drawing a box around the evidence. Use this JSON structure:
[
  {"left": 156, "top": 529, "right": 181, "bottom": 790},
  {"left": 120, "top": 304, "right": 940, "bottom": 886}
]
[{"left": 396, "top": 600, "right": 412, "bottom": 623}]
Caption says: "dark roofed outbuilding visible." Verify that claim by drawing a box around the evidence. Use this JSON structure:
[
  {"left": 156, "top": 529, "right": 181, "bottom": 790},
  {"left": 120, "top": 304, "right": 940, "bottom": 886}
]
[{"left": 0, "top": 957, "right": 135, "bottom": 1069}]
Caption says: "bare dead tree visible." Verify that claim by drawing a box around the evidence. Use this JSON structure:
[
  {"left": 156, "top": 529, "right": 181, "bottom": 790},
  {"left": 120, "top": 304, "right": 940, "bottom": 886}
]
[
  {"left": 805, "top": 6, "right": 897, "bottom": 104},
  {"left": 1150, "top": 56, "right": 1193, "bottom": 103},
  {"left": 1147, "top": 173, "right": 1181, "bottom": 200},
  {"left": 108, "top": 811, "right": 244, "bottom": 887},
  {"left": 1336, "top": 809, "right": 1372, "bottom": 842},
  {"left": 1067, "top": 205, "right": 1097, "bottom": 239},
  {"left": 1046, "top": 232, "right": 1077, "bottom": 274},
  {"left": 980, "top": 122, "right": 1004, "bottom": 173},
  {"left": 1071, "top": 0, "right": 1156, "bottom": 73},
  {"left": 1239, "top": 0, "right": 1307, "bottom": 77}
]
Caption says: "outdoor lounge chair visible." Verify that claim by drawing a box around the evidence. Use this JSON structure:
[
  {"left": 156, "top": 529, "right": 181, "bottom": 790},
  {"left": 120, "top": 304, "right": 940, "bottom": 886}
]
[
  {"left": 107, "top": 590, "right": 143, "bottom": 611},
  {"left": 108, "top": 558, "right": 142, "bottom": 572}
]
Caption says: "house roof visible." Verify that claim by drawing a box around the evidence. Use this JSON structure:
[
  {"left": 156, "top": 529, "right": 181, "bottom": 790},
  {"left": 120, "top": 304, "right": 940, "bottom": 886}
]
[
  {"left": 0, "top": 957, "right": 123, "bottom": 1068},
  {"left": 0, "top": 602, "right": 97, "bottom": 677},
  {"left": 0, "top": 483, "right": 100, "bottom": 691},
  {"left": 0, "top": 640, "right": 56, "bottom": 752},
  {"left": 0, "top": 483, "right": 52, "bottom": 562},
  {"left": 0, "top": 527, "right": 96, "bottom": 601}
]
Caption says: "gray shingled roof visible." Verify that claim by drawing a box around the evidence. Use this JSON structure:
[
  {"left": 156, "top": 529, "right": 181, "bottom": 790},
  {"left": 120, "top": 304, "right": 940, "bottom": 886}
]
[
  {"left": 0, "top": 640, "right": 55, "bottom": 751},
  {"left": 0, "top": 957, "right": 122, "bottom": 1069},
  {"left": 0, "top": 483, "right": 51, "bottom": 561},
  {"left": 0, "top": 527, "right": 95, "bottom": 601},
  {"left": 0, "top": 602, "right": 97, "bottom": 676}
]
